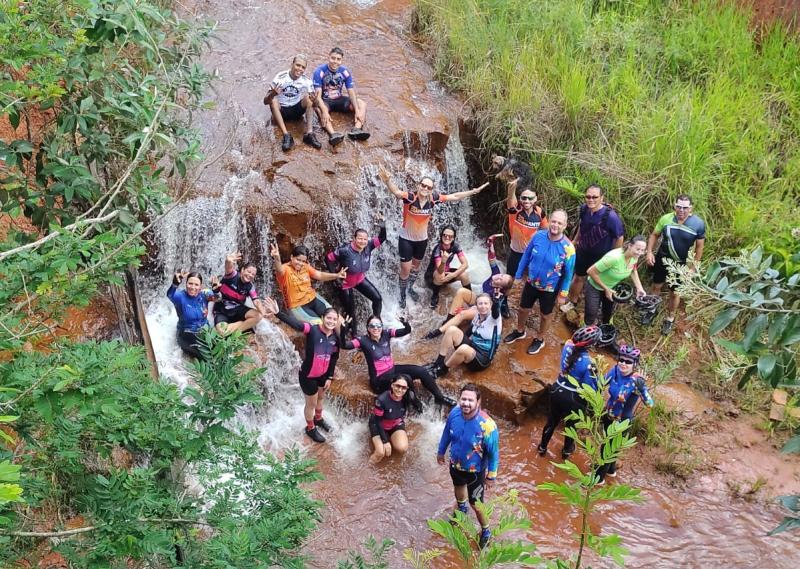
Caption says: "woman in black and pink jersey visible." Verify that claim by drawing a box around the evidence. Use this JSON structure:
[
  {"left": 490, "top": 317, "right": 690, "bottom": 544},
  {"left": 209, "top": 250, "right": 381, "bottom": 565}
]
[{"left": 269, "top": 298, "right": 343, "bottom": 445}]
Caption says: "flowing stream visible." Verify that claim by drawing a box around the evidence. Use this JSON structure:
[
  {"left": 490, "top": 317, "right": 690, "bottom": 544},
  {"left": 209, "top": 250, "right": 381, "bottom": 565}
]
[{"left": 142, "top": 0, "right": 800, "bottom": 566}]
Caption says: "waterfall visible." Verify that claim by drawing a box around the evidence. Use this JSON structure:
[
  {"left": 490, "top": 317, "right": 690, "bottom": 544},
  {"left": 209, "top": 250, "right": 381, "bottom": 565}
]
[{"left": 144, "top": 126, "right": 490, "bottom": 451}]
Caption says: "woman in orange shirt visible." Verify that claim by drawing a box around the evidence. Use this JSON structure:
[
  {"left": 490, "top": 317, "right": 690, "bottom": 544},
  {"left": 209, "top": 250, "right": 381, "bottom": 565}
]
[{"left": 271, "top": 243, "right": 347, "bottom": 324}]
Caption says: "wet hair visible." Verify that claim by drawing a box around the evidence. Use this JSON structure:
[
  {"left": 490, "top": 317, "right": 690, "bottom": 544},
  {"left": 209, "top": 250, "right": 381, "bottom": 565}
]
[
  {"left": 624, "top": 235, "right": 646, "bottom": 250},
  {"left": 186, "top": 271, "right": 203, "bottom": 283},
  {"left": 242, "top": 262, "right": 257, "bottom": 272},
  {"left": 292, "top": 53, "right": 308, "bottom": 66},
  {"left": 353, "top": 228, "right": 369, "bottom": 239},
  {"left": 460, "top": 383, "right": 481, "bottom": 400},
  {"left": 475, "top": 292, "right": 492, "bottom": 304},
  {"left": 330, "top": 47, "right": 344, "bottom": 56},
  {"left": 291, "top": 245, "right": 309, "bottom": 258},
  {"left": 322, "top": 307, "right": 339, "bottom": 319},
  {"left": 586, "top": 184, "right": 604, "bottom": 195},
  {"left": 439, "top": 224, "right": 457, "bottom": 240},
  {"left": 367, "top": 314, "right": 383, "bottom": 329},
  {"left": 391, "top": 374, "right": 410, "bottom": 388},
  {"left": 420, "top": 175, "right": 435, "bottom": 187},
  {"left": 675, "top": 193, "right": 692, "bottom": 204}
]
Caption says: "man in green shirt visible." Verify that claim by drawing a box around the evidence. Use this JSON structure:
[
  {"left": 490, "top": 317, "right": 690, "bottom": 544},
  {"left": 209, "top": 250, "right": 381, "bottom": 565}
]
[{"left": 645, "top": 194, "right": 706, "bottom": 335}]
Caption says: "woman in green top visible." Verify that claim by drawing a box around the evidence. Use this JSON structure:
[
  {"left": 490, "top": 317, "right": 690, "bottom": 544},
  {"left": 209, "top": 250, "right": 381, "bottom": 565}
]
[{"left": 584, "top": 236, "right": 647, "bottom": 325}]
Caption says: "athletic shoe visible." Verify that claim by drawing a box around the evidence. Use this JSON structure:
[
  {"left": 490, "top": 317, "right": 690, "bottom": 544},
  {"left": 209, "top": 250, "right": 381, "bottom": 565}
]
[
  {"left": 408, "top": 287, "right": 420, "bottom": 302},
  {"left": 329, "top": 132, "right": 345, "bottom": 146},
  {"left": 478, "top": 527, "right": 492, "bottom": 549},
  {"left": 537, "top": 445, "right": 547, "bottom": 457},
  {"left": 503, "top": 329, "right": 527, "bottom": 344},
  {"left": 281, "top": 133, "right": 294, "bottom": 152},
  {"left": 302, "top": 132, "right": 322, "bottom": 149},
  {"left": 561, "top": 448, "right": 573, "bottom": 460},
  {"left": 429, "top": 291, "right": 439, "bottom": 309},
  {"left": 305, "top": 427, "right": 326, "bottom": 443},
  {"left": 314, "top": 417, "right": 333, "bottom": 433},
  {"left": 607, "top": 470, "right": 617, "bottom": 478},
  {"left": 438, "top": 395, "right": 457, "bottom": 407},
  {"left": 661, "top": 318, "right": 674, "bottom": 336},
  {"left": 428, "top": 362, "right": 447, "bottom": 378},
  {"left": 596, "top": 478, "right": 606, "bottom": 486},
  {"left": 399, "top": 295, "right": 407, "bottom": 310},
  {"left": 559, "top": 301, "right": 575, "bottom": 314},
  {"left": 526, "top": 337, "right": 544, "bottom": 355},
  {"left": 347, "top": 127, "right": 371, "bottom": 141}
]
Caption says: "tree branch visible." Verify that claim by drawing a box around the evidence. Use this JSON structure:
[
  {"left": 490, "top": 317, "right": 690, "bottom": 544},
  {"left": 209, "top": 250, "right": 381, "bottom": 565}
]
[
  {"left": 0, "top": 518, "right": 214, "bottom": 538},
  {"left": 0, "top": 211, "right": 119, "bottom": 262}
]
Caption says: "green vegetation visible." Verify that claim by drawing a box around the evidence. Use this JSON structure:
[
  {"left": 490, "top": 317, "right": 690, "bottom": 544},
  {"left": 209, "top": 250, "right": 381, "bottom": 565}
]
[
  {"left": 0, "top": 2, "right": 325, "bottom": 566},
  {"left": 771, "top": 434, "right": 800, "bottom": 535},
  {"left": 413, "top": 0, "right": 799, "bottom": 258},
  {"left": 0, "top": 331, "right": 321, "bottom": 566},
  {"left": 0, "top": 0, "right": 210, "bottom": 350},
  {"left": 675, "top": 247, "right": 800, "bottom": 388},
  {"left": 409, "top": 379, "right": 641, "bottom": 568}
]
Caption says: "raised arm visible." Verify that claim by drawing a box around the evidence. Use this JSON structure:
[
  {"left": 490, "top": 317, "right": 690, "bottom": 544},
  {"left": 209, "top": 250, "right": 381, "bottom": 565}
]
[
  {"left": 505, "top": 178, "right": 519, "bottom": 209},
  {"left": 314, "top": 265, "right": 348, "bottom": 282},
  {"left": 270, "top": 243, "right": 285, "bottom": 276},
  {"left": 224, "top": 251, "right": 242, "bottom": 276},
  {"left": 378, "top": 165, "right": 406, "bottom": 199},
  {"left": 392, "top": 317, "right": 412, "bottom": 338},
  {"left": 325, "top": 247, "right": 341, "bottom": 273},
  {"left": 447, "top": 181, "right": 489, "bottom": 202}
]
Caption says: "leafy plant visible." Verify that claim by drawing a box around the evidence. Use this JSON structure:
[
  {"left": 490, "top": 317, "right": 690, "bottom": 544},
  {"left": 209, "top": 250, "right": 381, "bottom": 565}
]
[
  {"left": 337, "top": 535, "right": 395, "bottom": 569},
  {"left": 407, "top": 489, "right": 541, "bottom": 568},
  {"left": 0, "top": 332, "right": 321, "bottom": 567},
  {"left": 538, "top": 376, "right": 642, "bottom": 568},
  {"left": 0, "top": 0, "right": 211, "bottom": 351},
  {"left": 769, "top": 434, "right": 800, "bottom": 536},
  {"left": 674, "top": 247, "right": 800, "bottom": 388}
]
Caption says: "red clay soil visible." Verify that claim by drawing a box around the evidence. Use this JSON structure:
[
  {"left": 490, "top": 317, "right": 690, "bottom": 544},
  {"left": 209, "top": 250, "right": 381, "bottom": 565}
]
[{"left": 745, "top": 0, "right": 800, "bottom": 30}]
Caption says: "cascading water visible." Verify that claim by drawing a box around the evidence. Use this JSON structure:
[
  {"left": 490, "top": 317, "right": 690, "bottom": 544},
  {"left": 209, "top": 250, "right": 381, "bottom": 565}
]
[{"left": 144, "top": 127, "right": 490, "bottom": 449}]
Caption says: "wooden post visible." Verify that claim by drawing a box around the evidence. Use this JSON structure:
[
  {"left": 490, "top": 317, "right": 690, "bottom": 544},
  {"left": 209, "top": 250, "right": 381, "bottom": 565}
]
[{"left": 108, "top": 268, "right": 159, "bottom": 379}]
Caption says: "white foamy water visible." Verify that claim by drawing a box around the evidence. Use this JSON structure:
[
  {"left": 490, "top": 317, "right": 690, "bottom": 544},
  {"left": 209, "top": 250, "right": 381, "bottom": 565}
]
[{"left": 145, "top": 129, "right": 491, "bottom": 457}]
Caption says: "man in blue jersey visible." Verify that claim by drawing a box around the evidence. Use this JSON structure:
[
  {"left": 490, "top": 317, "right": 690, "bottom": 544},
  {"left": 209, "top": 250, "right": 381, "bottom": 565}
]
[
  {"left": 437, "top": 384, "right": 500, "bottom": 550},
  {"left": 504, "top": 210, "right": 576, "bottom": 355},
  {"left": 313, "top": 47, "right": 369, "bottom": 144}
]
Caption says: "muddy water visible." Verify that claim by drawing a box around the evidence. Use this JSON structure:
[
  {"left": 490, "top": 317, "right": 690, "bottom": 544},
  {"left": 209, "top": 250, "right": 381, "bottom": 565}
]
[
  {"left": 159, "top": 0, "right": 800, "bottom": 567},
  {"left": 304, "top": 415, "right": 799, "bottom": 568}
]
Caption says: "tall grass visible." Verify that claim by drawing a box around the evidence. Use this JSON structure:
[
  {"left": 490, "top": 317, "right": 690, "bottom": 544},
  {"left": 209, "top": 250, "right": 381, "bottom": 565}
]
[{"left": 413, "top": 0, "right": 799, "bottom": 257}]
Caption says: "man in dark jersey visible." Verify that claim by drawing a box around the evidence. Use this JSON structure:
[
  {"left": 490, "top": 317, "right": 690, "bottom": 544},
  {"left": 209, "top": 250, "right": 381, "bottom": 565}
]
[
  {"left": 213, "top": 251, "right": 270, "bottom": 335},
  {"left": 645, "top": 194, "right": 706, "bottom": 335},
  {"left": 565, "top": 185, "right": 624, "bottom": 312},
  {"left": 313, "top": 47, "right": 369, "bottom": 143}
]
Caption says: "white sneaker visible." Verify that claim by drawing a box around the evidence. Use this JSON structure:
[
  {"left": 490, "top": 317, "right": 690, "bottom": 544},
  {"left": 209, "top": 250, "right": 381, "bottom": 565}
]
[{"left": 560, "top": 301, "right": 575, "bottom": 314}]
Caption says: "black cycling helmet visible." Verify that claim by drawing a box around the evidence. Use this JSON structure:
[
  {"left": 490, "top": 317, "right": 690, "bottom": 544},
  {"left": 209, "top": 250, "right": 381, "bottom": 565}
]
[
  {"left": 598, "top": 324, "right": 618, "bottom": 346},
  {"left": 612, "top": 282, "right": 633, "bottom": 303},
  {"left": 572, "top": 325, "right": 601, "bottom": 348},
  {"left": 634, "top": 294, "right": 662, "bottom": 310}
]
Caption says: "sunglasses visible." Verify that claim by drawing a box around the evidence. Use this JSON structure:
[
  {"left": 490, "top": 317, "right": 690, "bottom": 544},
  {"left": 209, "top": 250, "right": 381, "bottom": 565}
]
[
  {"left": 442, "top": 234, "right": 455, "bottom": 239},
  {"left": 367, "top": 323, "right": 383, "bottom": 329},
  {"left": 393, "top": 384, "right": 409, "bottom": 391},
  {"left": 420, "top": 183, "right": 434, "bottom": 189},
  {"left": 618, "top": 358, "right": 636, "bottom": 365},
  {"left": 674, "top": 205, "right": 691, "bottom": 210},
  {"left": 519, "top": 196, "right": 535, "bottom": 201},
  {"left": 585, "top": 194, "right": 601, "bottom": 200}
]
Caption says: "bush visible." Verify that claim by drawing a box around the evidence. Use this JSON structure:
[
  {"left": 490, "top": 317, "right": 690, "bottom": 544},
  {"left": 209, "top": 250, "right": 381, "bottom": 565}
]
[{"left": 413, "top": 0, "right": 799, "bottom": 258}]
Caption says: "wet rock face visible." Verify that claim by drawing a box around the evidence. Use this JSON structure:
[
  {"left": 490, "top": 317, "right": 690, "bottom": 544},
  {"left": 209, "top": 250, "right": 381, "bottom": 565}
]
[{"left": 179, "top": 0, "right": 464, "bottom": 251}]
